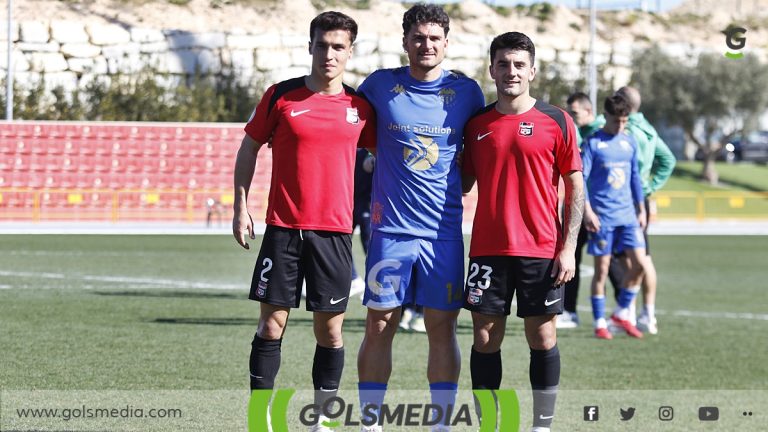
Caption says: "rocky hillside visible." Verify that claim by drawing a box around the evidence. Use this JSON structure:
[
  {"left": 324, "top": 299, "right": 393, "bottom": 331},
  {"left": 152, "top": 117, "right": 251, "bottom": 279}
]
[
  {"left": 12, "top": 0, "right": 766, "bottom": 52},
  {"left": 3, "top": 0, "right": 766, "bottom": 97}
]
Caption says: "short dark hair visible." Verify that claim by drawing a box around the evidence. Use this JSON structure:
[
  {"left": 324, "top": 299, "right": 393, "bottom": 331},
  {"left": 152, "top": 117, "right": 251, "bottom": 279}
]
[
  {"left": 489, "top": 32, "right": 535, "bottom": 65},
  {"left": 402, "top": 3, "right": 450, "bottom": 37},
  {"left": 604, "top": 94, "right": 631, "bottom": 117},
  {"left": 310, "top": 11, "right": 358, "bottom": 44},
  {"left": 567, "top": 91, "right": 591, "bottom": 107}
]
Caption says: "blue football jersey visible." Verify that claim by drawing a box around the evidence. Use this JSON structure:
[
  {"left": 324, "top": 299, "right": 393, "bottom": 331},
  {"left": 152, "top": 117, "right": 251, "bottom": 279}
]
[
  {"left": 359, "top": 67, "right": 485, "bottom": 239},
  {"left": 582, "top": 130, "right": 644, "bottom": 227}
]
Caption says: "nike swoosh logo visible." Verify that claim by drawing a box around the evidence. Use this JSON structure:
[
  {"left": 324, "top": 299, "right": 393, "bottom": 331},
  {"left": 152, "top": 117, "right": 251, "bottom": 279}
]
[
  {"left": 539, "top": 414, "right": 554, "bottom": 420},
  {"left": 330, "top": 297, "right": 346, "bottom": 305},
  {"left": 544, "top": 298, "right": 561, "bottom": 306},
  {"left": 290, "top": 109, "right": 311, "bottom": 117},
  {"left": 477, "top": 131, "right": 493, "bottom": 140}
]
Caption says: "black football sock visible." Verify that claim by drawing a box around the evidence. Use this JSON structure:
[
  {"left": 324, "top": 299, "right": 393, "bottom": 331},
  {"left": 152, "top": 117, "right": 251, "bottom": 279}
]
[
  {"left": 250, "top": 334, "right": 282, "bottom": 390},
  {"left": 470, "top": 347, "right": 502, "bottom": 389},
  {"left": 530, "top": 345, "right": 560, "bottom": 429},
  {"left": 470, "top": 347, "right": 502, "bottom": 425},
  {"left": 312, "top": 344, "right": 345, "bottom": 412}
]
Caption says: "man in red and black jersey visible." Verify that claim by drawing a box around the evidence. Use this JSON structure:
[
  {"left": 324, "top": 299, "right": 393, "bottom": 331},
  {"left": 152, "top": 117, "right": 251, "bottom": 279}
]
[
  {"left": 461, "top": 32, "right": 584, "bottom": 432},
  {"left": 232, "top": 11, "right": 375, "bottom": 430}
]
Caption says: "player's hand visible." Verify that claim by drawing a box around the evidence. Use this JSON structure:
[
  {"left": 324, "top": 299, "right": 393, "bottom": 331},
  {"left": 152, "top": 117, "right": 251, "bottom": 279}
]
[
  {"left": 584, "top": 210, "right": 600, "bottom": 233},
  {"left": 233, "top": 207, "right": 255, "bottom": 250},
  {"left": 552, "top": 248, "right": 576, "bottom": 286},
  {"left": 637, "top": 207, "right": 647, "bottom": 230}
]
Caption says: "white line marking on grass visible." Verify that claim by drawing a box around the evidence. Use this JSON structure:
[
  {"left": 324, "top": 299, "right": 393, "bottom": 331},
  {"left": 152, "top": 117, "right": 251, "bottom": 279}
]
[
  {"left": 81, "top": 275, "right": 242, "bottom": 290},
  {"left": 0, "top": 270, "right": 241, "bottom": 291},
  {"left": 573, "top": 305, "right": 768, "bottom": 321},
  {"left": 574, "top": 265, "right": 768, "bottom": 321},
  {"left": 0, "top": 270, "right": 66, "bottom": 279},
  {"left": 667, "top": 310, "right": 768, "bottom": 321}
]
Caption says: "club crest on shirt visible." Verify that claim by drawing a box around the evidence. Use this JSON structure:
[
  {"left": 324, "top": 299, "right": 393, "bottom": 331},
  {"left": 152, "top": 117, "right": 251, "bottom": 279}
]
[
  {"left": 346, "top": 108, "right": 359, "bottom": 124},
  {"left": 439, "top": 88, "right": 456, "bottom": 106},
  {"left": 619, "top": 139, "right": 632, "bottom": 151},
  {"left": 519, "top": 122, "right": 534, "bottom": 136}
]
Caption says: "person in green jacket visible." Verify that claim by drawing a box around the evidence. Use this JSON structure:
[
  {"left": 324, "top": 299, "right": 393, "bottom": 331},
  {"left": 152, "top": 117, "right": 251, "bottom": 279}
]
[
  {"left": 613, "top": 86, "right": 677, "bottom": 335},
  {"left": 560, "top": 92, "right": 609, "bottom": 329},
  {"left": 567, "top": 92, "right": 603, "bottom": 148}
]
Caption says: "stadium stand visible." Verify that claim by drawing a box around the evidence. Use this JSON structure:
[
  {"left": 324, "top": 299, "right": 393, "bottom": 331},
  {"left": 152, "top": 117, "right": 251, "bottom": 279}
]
[
  {"left": 0, "top": 121, "right": 271, "bottom": 223},
  {"left": 1, "top": 121, "right": 480, "bottom": 225}
]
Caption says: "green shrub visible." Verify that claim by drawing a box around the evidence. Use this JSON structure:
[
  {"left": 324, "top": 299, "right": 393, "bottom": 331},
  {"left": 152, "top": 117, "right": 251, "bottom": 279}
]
[{"left": 2, "top": 68, "right": 265, "bottom": 122}]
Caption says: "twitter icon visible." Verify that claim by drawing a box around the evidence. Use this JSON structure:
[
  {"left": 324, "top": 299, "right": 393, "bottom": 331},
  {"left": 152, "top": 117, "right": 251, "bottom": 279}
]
[{"left": 620, "top": 407, "right": 636, "bottom": 421}]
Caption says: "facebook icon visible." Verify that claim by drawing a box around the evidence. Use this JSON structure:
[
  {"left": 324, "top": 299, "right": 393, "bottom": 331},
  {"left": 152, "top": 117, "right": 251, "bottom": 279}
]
[{"left": 584, "top": 406, "right": 599, "bottom": 421}]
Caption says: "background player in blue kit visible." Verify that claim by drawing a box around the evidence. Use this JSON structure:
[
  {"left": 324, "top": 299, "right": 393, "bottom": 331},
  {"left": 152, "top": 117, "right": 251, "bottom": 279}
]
[
  {"left": 581, "top": 94, "right": 648, "bottom": 340},
  {"left": 355, "top": 4, "right": 485, "bottom": 430}
]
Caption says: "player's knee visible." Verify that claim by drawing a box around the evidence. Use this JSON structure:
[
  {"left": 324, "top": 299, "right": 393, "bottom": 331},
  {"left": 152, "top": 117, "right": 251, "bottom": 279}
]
[
  {"left": 315, "top": 328, "right": 343, "bottom": 348},
  {"left": 473, "top": 333, "right": 503, "bottom": 353},
  {"left": 593, "top": 268, "right": 609, "bottom": 284},
  {"left": 472, "top": 328, "right": 503, "bottom": 351},
  {"left": 529, "top": 334, "right": 557, "bottom": 351},
  {"left": 365, "top": 312, "right": 399, "bottom": 339},
  {"left": 257, "top": 319, "right": 286, "bottom": 340}
]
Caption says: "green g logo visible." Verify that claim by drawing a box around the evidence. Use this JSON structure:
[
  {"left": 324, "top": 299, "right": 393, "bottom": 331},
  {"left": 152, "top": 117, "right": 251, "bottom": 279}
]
[{"left": 723, "top": 26, "right": 747, "bottom": 59}]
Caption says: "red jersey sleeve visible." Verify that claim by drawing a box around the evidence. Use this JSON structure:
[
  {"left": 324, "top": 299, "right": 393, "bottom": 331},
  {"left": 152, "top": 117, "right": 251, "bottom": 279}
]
[
  {"left": 244, "top": 84, "right": 279, "bottom": 144},
  {"left": 555, "top": 110, "right": 583, "bottom": 175}
]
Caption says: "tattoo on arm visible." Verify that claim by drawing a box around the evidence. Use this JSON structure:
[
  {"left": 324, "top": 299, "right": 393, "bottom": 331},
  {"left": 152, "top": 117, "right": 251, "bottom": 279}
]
[{"left": 563, "top": 174, "right": 585, "bottom": 250}]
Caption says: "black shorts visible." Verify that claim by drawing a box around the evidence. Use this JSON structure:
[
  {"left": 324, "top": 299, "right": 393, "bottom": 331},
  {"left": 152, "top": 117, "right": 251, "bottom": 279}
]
[
  {"left": 249, "top": 225, "right": 353, "bottom": 312},
  {"left": 462, "top": 256, "right": 564, "bottom": 318}
]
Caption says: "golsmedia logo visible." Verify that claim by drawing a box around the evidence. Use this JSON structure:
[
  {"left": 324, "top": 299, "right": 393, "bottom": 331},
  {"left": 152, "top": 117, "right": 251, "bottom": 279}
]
[
  {"left": 248, "top": 389, "right": 519, "bottom": 431},
  {"left": 723, "top": 25, "right": 747, "bottom": 59}
]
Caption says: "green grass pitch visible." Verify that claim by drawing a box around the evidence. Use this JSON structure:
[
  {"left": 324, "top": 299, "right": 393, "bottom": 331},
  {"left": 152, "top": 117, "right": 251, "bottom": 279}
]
[{"left": 1, "top": 234, "right": 766, "bottom": 431}]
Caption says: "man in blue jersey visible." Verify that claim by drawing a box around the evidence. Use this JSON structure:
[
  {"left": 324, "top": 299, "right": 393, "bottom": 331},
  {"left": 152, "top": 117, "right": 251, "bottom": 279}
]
[
  {"left": 582, "top": 94, "right": 648, "bottom": 340},
  {"left": 355, "top": 4, "right": 485, "bottom": 430},
  {"left": 612, "top": 86, "right": 676, "bottom": 335}
]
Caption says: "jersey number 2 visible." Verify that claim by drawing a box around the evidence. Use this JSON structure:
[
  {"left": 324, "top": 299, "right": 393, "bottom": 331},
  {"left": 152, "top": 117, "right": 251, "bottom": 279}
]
[{"left": 259, "top": 258, "right": 273, "bottom": 282}]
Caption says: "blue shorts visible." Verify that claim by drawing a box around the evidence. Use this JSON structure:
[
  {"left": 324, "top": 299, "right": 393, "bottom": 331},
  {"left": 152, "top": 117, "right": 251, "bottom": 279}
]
[
  {"left": 587, "top": 224, "right": 646, "bottom": 256},
  {"left": 362, "top": 231, "right": 464, "bottom": 311}
]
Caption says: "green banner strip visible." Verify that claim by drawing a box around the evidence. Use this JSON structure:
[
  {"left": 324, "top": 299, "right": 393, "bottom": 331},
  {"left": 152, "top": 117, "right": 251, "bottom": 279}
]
[
  {"left": 248, "top": 390, "right": 272, "bottom": 432},
  {"left": 496, "top": 389, "right": 520, "bottom": 432},
  {"left": 270, "top": 389, "right": 295, "bottom": 432},
  {"left": 473, "top": 389, "right": 498, "bottom": 432}
]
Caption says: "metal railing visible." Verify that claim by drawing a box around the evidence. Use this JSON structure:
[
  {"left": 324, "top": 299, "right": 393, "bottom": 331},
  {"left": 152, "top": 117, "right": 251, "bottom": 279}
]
[{"left": 2, "top": 188, "right": 766, "bottom": 223}]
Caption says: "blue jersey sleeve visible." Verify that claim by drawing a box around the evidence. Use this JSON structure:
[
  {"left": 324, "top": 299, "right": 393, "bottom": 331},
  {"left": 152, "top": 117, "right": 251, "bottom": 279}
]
[
  {"left": 469, "top": 83, "right": 485, "bottom": 117},
  {"left": 581, "top": 137, "right": 594, "bottom": 203}
]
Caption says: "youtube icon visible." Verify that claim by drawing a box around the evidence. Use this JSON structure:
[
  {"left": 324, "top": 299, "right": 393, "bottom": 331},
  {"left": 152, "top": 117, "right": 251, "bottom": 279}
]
[{"left": 698, "top": 407, "right": 719, "bottom": 421}]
